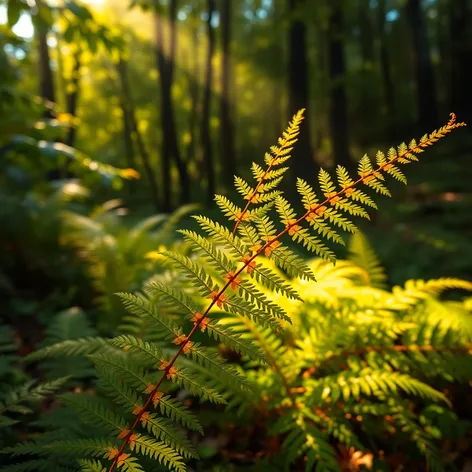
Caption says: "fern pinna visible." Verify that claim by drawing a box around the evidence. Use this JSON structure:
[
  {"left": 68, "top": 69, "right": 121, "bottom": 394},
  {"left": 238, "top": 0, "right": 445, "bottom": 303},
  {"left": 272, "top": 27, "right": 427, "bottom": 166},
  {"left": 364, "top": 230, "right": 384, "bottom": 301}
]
[{"left": 5, "top": 111, "right": 467, "bottom": 472}]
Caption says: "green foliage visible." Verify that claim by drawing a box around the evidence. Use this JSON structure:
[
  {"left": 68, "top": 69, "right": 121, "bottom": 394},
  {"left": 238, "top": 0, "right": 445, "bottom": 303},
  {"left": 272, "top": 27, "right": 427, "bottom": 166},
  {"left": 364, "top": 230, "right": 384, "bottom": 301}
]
[
  {"left": 2, "top": 111, "right": 469, "bottom": 472},
  {"left": 61, "top": 202, "right": 196, "bottom": 331}
]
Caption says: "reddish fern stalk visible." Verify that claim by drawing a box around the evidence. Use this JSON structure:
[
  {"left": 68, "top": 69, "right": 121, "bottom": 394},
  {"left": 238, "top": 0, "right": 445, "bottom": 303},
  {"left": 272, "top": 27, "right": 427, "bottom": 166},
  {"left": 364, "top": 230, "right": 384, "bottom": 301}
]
[{"left": 107, "top": 112, "right": 465, "bottom": 472}]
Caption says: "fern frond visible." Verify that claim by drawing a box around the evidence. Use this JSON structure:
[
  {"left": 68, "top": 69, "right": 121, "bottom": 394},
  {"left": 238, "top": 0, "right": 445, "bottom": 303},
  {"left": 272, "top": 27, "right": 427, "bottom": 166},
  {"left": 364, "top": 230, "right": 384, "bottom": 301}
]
[
  {"left": 79, "top": 459, "right": 107, "bottom": 472},
  {"left": 348, "top": 232, "right": 387, "bottom": 289},
  {"left": 116, "top": 293, "right": 183, "bottom": 339},
  {"left": 59, "top": 393, "right": 126, "bottom": 433},
  {"left": 0, "top": 378, "right": 69, "bottom": 415},
  {"left": 24, "top": 337, "right": 110, "bottom": 362},
  {"left": 306, "top": 369, "right": 450, "bottom": 406},
  {"left": 128, "top": 435, "right": 185, "bottom": 472}
]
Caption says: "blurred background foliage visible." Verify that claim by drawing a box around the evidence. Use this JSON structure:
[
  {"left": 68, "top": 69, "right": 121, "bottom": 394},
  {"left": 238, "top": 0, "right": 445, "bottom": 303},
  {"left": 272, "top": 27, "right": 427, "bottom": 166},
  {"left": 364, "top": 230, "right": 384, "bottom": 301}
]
[{"left": 0, "top": 0, "right": 472, "bottom": 470}]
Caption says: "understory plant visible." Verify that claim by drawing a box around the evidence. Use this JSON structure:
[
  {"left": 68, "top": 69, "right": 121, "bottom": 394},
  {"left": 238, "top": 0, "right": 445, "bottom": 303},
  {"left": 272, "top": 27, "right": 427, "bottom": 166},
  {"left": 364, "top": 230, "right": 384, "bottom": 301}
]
[{"left": 1, "top": 110, "right": 470, "bottom": 472}]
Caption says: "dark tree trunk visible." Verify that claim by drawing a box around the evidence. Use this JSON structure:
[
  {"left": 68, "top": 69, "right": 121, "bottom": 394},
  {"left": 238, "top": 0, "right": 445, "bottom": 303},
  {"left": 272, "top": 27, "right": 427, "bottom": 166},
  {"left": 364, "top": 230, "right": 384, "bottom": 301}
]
[
  {"left": 219, "top": 0, "right": 236, "bottom": 189},
  {"left": 405, "top": 0, "right": 438, "bottom": 131},
  {"left": 167, "top": 0, "right": 190, "bottom": 204},
  {"left": 377, "top": 0, "right": 395, "bottom": 137},
  {"left": 328, "top": 0, "right": 351, "bottom": 170},
  {"left": 449, "top": 0, "right": 472, "bottom": 126},
  {"left": 65, "top": 51, "right": 81, "bottom": 147},
  {"left": 287, "top": 0, "right": 314, "bottom": 179},
  {"left": 35, "top": 21, "right": 55, "bottom": 115},
  {"left": 117, "top": 58, "right": 160, "bottom": 212},
  {"left": 119, "top": 97, "right": 137, "bottom": 197},
  {"left": 184, "top": 21, "right": 200, "bottom": 172},
  {"left": 201, "top": 0, "right": 216, "bottom": 204},
  {"left": 154, "top": 12, "right": 172, "bottom": 211},
  {"left": 357, "top": 0, "right": 376, "bottom": 137},
  {"left": 154, "top": 1, "right": 190, "bottom": 210},
  {"left": 120, "top": 97, "right": 136, "bottom": 170}
]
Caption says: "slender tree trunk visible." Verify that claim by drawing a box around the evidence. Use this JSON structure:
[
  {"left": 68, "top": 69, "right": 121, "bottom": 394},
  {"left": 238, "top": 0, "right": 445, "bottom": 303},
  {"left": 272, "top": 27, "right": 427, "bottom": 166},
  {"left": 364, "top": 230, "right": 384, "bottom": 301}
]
[
  {"left": 117, "top": 58, "right": 160, "bottom": 211},
  {"left": 119, "top": 96, "right": 137, "bottom": 196},
  {"left": 219, "top": 0, "right": 236, "bottom": 189},
  {"left": 65, "top": 50, "right": 81, "bottom": 147},
  {"left": 167, "top": 0, "right": 190, "bottom": 204},
  {"left": 328, "top": 0, "right": 351, "bottom": 169},
  {"left": 184, "top": 21, "right": 200, "bottom": 172},
  {"left": 405, "top": 0, "right": 438, "bottom": 131},
  {"left": 154, "top": 12, "right": 172, "bottom": 211},
  {"left": 154, "top": 2, "right": 190, "bottom": 210},
  {"left": 287, "top": 0, "right": 314, "bottom": 178},
  {"left": 35, "top": 20, "right": 55, "bottom": 115},
  {"left": 357, "top": 0, "right": 376, "bottom": 139},
  {"left": 377, "top": 0, "right": 395, "bottom": 137},
  {"left": 201, "top": 0, "right": 216, "bottom": 204},
  {"left": 449, "top": 0, "right": 472, "bottom": 126}
]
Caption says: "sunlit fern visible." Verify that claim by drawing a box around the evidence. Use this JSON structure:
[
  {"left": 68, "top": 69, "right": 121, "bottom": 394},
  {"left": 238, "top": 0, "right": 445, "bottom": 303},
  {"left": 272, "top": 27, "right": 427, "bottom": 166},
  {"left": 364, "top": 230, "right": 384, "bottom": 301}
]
[{"left": 2, "top": 110, "right": 468, "bottom": 472}]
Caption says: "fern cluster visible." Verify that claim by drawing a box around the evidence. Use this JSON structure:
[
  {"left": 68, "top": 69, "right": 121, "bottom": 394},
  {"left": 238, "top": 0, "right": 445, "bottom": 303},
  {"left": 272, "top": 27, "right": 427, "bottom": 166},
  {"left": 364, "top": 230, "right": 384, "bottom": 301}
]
[
  {"left": 218, "top": 234, "right": 472, "bottom": 470},
  {"left": 2, "top": 111, "right": 467, "bottom": 472}
]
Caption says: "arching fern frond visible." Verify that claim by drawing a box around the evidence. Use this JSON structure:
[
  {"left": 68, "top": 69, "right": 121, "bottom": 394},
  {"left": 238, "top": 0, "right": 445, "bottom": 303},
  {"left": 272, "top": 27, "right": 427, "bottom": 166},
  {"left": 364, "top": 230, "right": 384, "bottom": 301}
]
[{"left": 5, "top": 111, "right": 466, "bottom": 472}]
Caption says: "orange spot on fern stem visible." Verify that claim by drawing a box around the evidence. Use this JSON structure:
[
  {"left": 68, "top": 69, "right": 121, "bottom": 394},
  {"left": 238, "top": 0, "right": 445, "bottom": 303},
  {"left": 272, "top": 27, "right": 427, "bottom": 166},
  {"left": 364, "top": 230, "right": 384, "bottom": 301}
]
[
  {"left": 224, "top": 271, "right": 242, "bottom": 289},
  {"left": 152, "top": 391, "right": 164, "bottom": 407},
  {"left": 344, "top": 187, "right": 354, "bottom": 197},
  {"left": 249, "top": 244, "right": 262, "bottom": 255},
  {"left": 324, "top": 191, "right": 340, "bottom": 205},
  {"left": 241, "top": 255, "right": 257, "bottom": 273},
  {"left": 107, "top": 448, "right": 120, "bottom": 460},
  {"left": 191, "top": 312, "right": 209, "bottom": 332},
  {"left": 117, "top": 428, "right": 129, "bottom": 439},
  {"left": 128, "top": 434, "right": 139, "bottom": 446},
  {"left": 264, "top": 240, "right": 281, "bottom": 257},
  {"left": 362, "top": 175, "right": 375, "bottom": 184},
  {"left": 383, "top": 163, "right": 393, "bottom": 170},
  {"left": 207, "top": 290, "right": 227, "bottom": 308},
  {"left": 159, "top": 360, "right": 170, "bottom": 371},
  {"left": 172, "top": 335, "right": 187, "bottom": 346},
  {"left": 158, "top": 360, "right": 177, "bottom": 378},
  {"left": 245, "top": 192, "right": 260, "bottom": 203},
  {"left": 286, "top": 219, "right": 302, "bottom": 236},
  {"left": 235, "top": 211, "right": 249, "bottom": 222},
  {"left": 132, "top": 405, "right": 144, "bottom": 416},
  {"left": 117, "top": 453, "right": 130, "bottom": 465},
  {"left": 140, "top": 412, "right": 150, "bottom": 425},
  {"left": 145, "top": 383, "right": 155, "bottom": 394},
  {"left": 183, "top": 341, "right": 193, "bottom": 355},
  {"left": 167, "top": 367, "right": 177, "bottom": 379},
  {"left": 306, "top": 205, "right": 327, "bottom": 221}
]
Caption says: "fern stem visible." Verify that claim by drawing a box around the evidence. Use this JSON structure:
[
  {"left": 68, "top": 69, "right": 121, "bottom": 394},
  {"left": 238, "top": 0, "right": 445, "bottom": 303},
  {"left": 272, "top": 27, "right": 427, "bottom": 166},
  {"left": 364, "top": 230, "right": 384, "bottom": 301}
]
[
  {"left": 231, "top": 146, "right": 284, "bottom": 236},
  {"left": 108, "top": 113, "right": 464, "bottom": 471},
  {"left": 232, "top": 108, "right": 306, "bottom": 236}
]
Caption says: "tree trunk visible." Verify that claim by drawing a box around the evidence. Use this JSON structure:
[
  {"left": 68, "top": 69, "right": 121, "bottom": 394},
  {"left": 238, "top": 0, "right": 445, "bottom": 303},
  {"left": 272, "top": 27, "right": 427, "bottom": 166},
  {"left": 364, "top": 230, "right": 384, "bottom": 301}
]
[
  {"left": 117, "top": 58, "right": 160, "bottom": 212},
  {"left": 154, "top": 2, "right": 190, "bottom": 210},
  {"left": 449, "top": 0, "right": 472, "bottom": 126},
  {"left": 167, "top": 0, "right": 190, "bottom": 204},
  {"left": 154, "top": 12, "right": 172, "bottom": 211},
  {"left": 119, "top": 96, "right": 137, "bottom": 197},
  {"left": 35, "top": 20, "right": 55, "bottom": 115},
  {"left": 328, "top": 0, "right": 351, "bottom": 169},
  {"left": 405, "top": 0, "right": 438, "bottom": 131},
  {"left": 357, "top": 0, "right": 376, "bottom": 138},
  {"left": 201, "top": 0, "right": 216, "bottom": 204},
  {"left": 219, "top": 0, "right": 236, "bottom": 189},
  {"left": 287, "top": 0, "right": 314, "bottom": 179},
  {"left": 65, "top": 50, "right": 81, "bottom": 147},
  {"left": 184, "top": 20, "right": 200, "bottom": 173},
  {"left": 377, "top": 0, "right": 395, "bottom": 137}
]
